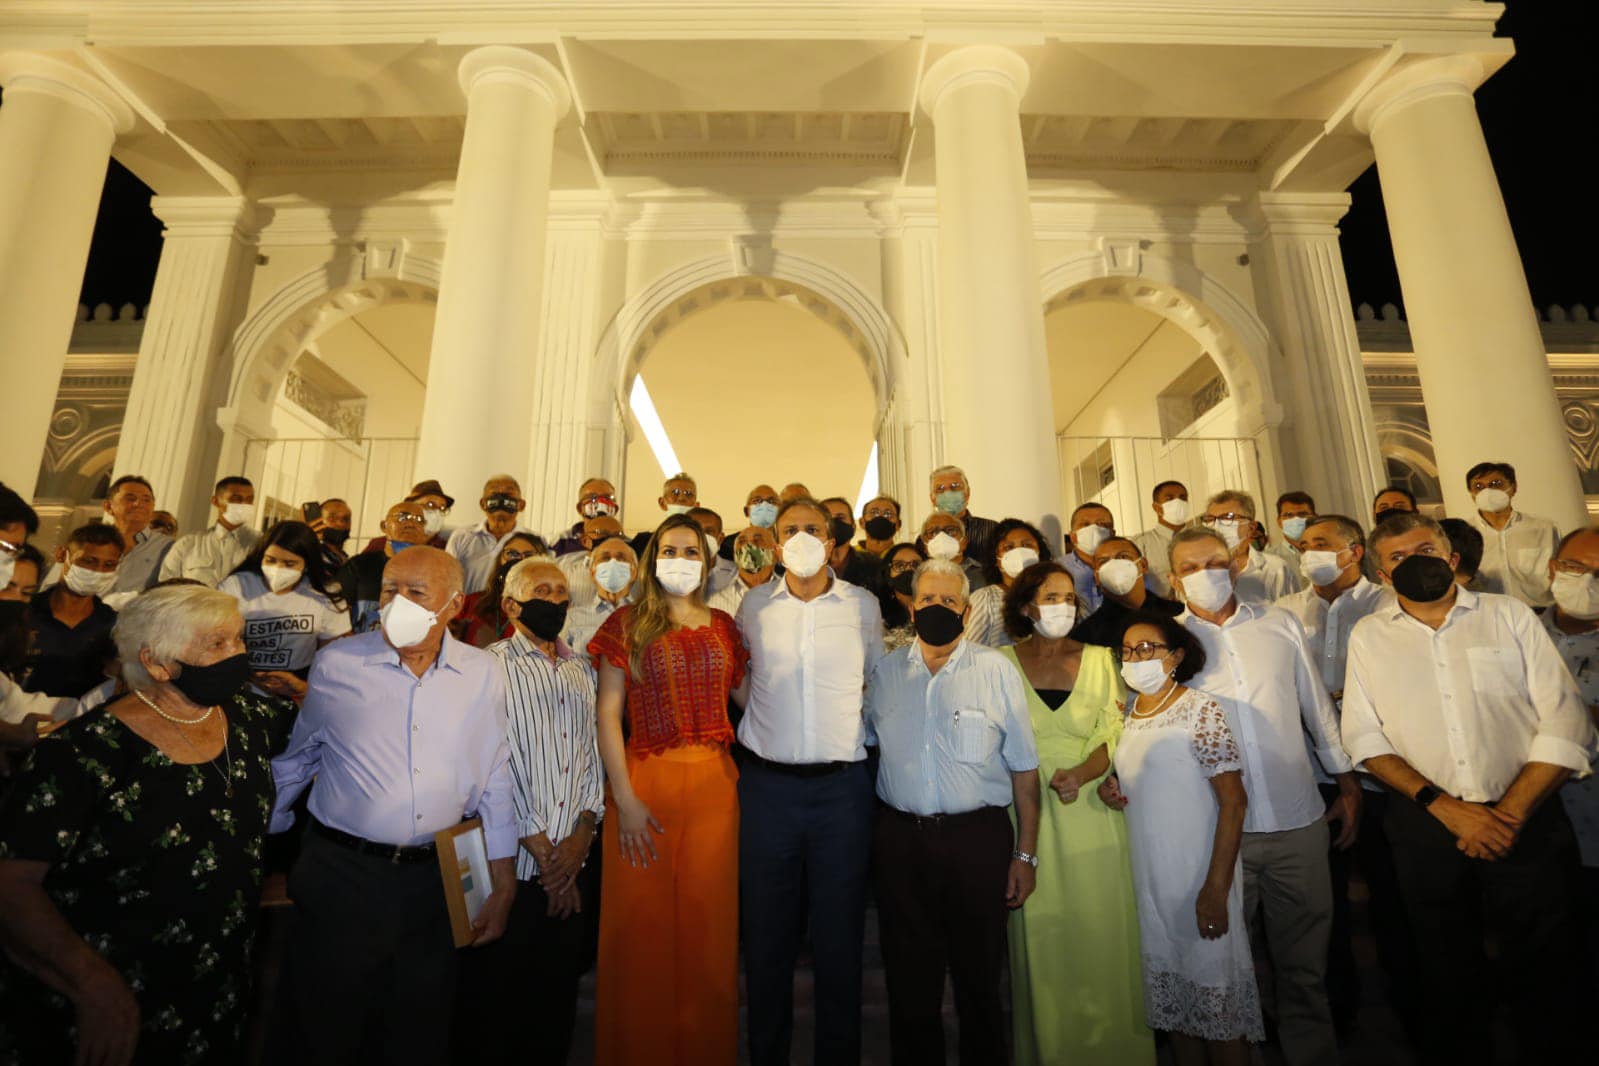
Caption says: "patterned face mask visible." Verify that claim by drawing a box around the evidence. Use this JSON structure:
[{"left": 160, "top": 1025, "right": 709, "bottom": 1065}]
[{"left": 735, "top": 543, "right": 774, "bottom": 574}]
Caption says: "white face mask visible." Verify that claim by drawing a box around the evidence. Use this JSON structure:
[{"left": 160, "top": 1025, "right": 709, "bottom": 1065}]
[
  {"left": 1097, "top": 558, "right": 1142, "bottom": 597},
  {"left": 593, "top": 558, "right": 633, "bottom": 595},
  {"left": 1211, "top": 519, "right": 1247, "bottom": 550},
  {"left": 781, "top": 531, "right": 828, "bottom": 579},
  {"left": 703, "top": 535, "right": 720, "bottom": 558},
  {"left": 665, "top": 503, "right": 692, "bottom": 517},
  {"left": 1181, "top": 568, "right": 1235, "bottom": 612},
  {"left": 1474, "top": 487, "right": 1512, "bottom": 514},
  {"left": 1281, "top": 516, "right": 1309, "bottom": 541},
  {"left": 655, "top": 557, "right": 703, "bottom": 596},
  {"left": 1072, "top": 523, "right": 1112, "bottom": 554},
  {"left": 1300, "top": 549, "right": 1348, "bottom": 588},
  {"left": 64, "top": 565, "right": 116, "bottom": 598},
  {"left": 0, "top": 553, "right": 14, "bottom": 591},
  {"left": 1033, "top": 602, "right": 1077, "bottom": 639},
  {"left": 423, "top": 510, "right": 446, "bottom": 537},
  {"left": 223, "top": 502, "right": 256, "bottom": 528},
  {"left": 1159, "top": 498, "right": 1190, "bottom": 525},
  {"left": 380, "top": 591, "right": 440, "bottom": 649},
  {"left": 1552, "top": 571, "right": 1599, "bottom": 621},
  {"left": 261, "top": 563, "right": 302, "bottom": 593},
  {"left": 999, "top": 546, "right": 1039, "bottom": 579},
  {"left": 1121, "top": 657, "right": 1175, "bottom": 696},
  {"left": 925, "top": 532, "right": 961, "bottom": 560}
]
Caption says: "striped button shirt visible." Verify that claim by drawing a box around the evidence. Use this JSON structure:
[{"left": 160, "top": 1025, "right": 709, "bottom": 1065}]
[{"left": 488, "top": 629, "right": 604, "bottom": 882}]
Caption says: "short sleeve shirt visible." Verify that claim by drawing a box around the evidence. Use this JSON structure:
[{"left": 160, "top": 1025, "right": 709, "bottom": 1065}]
[{"left": 219, "top": 572, "right": 350, "bottom": 674}]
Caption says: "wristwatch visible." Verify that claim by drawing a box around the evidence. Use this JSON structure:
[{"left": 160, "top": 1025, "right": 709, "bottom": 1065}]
[
  {"left": 1413, "top": 784, "right": 1441, "bottom": 810},
  {"left": 1012, "top": 850, "right": 1039, "bottom": 868}
]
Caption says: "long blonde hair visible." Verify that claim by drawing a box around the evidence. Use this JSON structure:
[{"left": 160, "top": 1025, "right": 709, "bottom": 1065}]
[{"left": 626, "top": 513, "right": 710, "bottom": 679}]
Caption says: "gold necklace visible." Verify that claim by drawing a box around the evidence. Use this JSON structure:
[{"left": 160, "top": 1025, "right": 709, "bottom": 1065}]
[
  {"left": 136, "top": 691, "right": 234, "bottom": 799},
  {"left": 133, "top": 689, "right": 213, "bottom": 726}
]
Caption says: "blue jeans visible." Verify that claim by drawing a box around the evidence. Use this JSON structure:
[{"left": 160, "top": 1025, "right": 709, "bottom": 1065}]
[{"left": 738, "top": 755, "right": 874, "bottom": 1066}]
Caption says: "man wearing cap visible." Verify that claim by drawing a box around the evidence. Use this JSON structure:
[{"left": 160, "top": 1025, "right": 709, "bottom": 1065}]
[
  {"left": 360, "top": 480, "right": 454, "bottom": 553},
  {"left": 446, "top": 475, "right": 539, "bottom": 595}
]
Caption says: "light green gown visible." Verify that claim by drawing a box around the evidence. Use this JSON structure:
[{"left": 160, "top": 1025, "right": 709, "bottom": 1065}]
[{"left": 1003, "top": 643, "right": 1154, "bottom": 1066}]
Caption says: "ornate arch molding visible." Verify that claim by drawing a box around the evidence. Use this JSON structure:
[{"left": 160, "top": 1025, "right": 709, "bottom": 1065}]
[
  {"left": 1039, "top": 252, "right": 1284, "bottom": 434},
  {"left": 590, "top": 252, "right": 906, "bottom": 431},
  {"left": 222, "top": 255, "right": 442, "bottom": 426}
]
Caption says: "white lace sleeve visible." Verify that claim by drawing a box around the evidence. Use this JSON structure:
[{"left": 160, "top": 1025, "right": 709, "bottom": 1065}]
[{"left": 1190, "top": 696, "right": 1243, "bottom": 777}]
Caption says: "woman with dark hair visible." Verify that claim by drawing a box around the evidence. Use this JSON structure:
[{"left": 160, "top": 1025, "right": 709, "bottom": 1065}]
[
  {"left": 876, "top": 541, "right": 927, "bottom": 651},
  {"left": 968, "top": 518, "right": 1052, "bottom": 647},
  {"left": 1114, "top": 611, "right": 1259, "bottom": 1063},
  {"left": 588, "top": 514, "right": 745, "bottom": 1066},
  {"left": 219, "top": 520, "right": 349, "bottom": 704},
  {"left": 998, "top": 563, "right": 1151, "bottom": 1064},
  {"left": 453, "top": 532, "right": 546, "bottom": 648}
]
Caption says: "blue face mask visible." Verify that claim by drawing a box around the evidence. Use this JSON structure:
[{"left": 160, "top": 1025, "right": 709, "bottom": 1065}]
[
  {"left": 1281, "top": 516, "right": 1309, "bottom": 540},
  {"left": 935, "top": 490, "right": 966, "bottom": 516},
  {"left": 388, "top": 540, "right": 415, "bottom": 553},
  {"left": 749, "top": 501, "right": 779, "bottom": 528}
]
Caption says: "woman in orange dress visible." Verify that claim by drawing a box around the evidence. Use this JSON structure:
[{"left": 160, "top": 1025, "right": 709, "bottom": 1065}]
[{"left": 589, "top": 513, "right": 745, "bottom": 1066}]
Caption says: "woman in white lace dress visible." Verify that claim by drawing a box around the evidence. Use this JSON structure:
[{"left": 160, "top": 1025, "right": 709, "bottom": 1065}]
[{"left": 1113, "top": 613, "right": 1261, "bottom": 1064}]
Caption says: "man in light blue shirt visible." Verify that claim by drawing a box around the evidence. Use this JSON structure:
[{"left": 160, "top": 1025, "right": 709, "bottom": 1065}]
[
  {"left": 270, "top": 546, "right": 516, "bottom": 1066},
  {"left": 864, "top": 557, "right": 1041, "bottom": 1065}
]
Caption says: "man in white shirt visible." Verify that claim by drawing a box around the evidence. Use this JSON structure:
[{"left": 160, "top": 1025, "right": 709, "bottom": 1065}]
[
  {"left": 1342, "top": 512, "right": 1597, "bottom": 1064},
  {"left": 708, "top": 524, "right": 776, "bottom": 617},
  {"left": 1132, "top": 479, "right": 1189, "bottom": 597},
  {"left": 445, "top": 474, "right": 537, "bottom": 595},
  {"left": 560, "top": 533, "right": 635, "bottom": 654},
  {"left": 158, "top": 475, "right": 260, "bottom": 586},
  {"left": 734, "top": 497, "right": 884, "bottom": 1066},
  {"left": 1200, "top": 489, "right": 1299, "bottom": 604},
  {"left": 1171, "top": 525, "right": 1358, "bottom": 1066},
  {"left": 1543, "top": 528, "right": 1599, "bottom": 883},
  {"left": 1269, "top": 490, "right": 1316, "bottom": 572},
  {"left": 555, "top": 514, "right": 623, "bottom": 611},
  {"left": 1274, "top": 514, "right": 1415, "bottom": 1036},
  {"left": 1463, "top": 460, "right": 1560, "bottom": 607}
]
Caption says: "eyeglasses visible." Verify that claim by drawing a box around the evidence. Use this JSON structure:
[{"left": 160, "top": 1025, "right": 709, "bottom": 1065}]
[
  {"left": 889, "top": 559, "right": 920, "bottom": 575},
  {"left": 1201, "top": 513, "right": 1250, "bottom": 524},
  {"left": 1119, "top": 641, "right": 1171, "bottom": 662},
  {"left": 391, "top": 511, "right": 426, "bottom": 524},
  {"left": 932, "top": 480, "right": 964, "bottom": 494},
  {"left": 1470, "top": 478, "right": 1510, "bottom": 492},
  {"left": 664, "top": 487, "right": 696, "bottom": 501},
  {"left": 0, "top": 538, "right": 19, "bottom": 558},
  {"left": 413, "top": 500, "right": 449, "bottom": 513},
  {"left": 503, "top": 549, "right": 538, "bottom": 563},
  {"left": 1553, "top": 560, "right": 1599, "bottom": 577},
  {"left": 864, "top": 506, "right": 897, "bottom": 520}
]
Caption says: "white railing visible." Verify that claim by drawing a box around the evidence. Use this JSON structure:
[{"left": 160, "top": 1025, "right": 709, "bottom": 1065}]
[
  {"left": 241, "top": 436, "right": 419, "bottom": 543},
  {"left": 1058, "top": 433, "right": 1266, "bottom": 541}
]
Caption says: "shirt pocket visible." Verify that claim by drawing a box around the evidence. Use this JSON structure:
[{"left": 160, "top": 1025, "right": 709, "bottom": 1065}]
[
  {"left": 1467, "top": 647, "right": 1524, "bottom": 699},
  {"left": 954, "top": 709, "right": 998, "bottom": 765},
  {"left": 1512, "top": 547, "right": 1546, "bottom": 578}
]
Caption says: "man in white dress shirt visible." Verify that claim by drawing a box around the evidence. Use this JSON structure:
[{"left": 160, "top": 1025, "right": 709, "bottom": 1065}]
[
  {"left": 158, "top": 476, "right": 260, "bottom": 586},
  {"left": 560, "top": 533, "right": 635, "bottom": 653},
  {"left": 708, "top": 524, "right": 777, "bottom": 617},
  {"left": 444, "top": 474, "right": 537, "bottom": 594},
  {"left": 1274, "top": 514, "right": 1415, "bottom": 1037},
  {"left": 1170, "top": 525, "right": 1359, "bottom": 1066},
  {"left": 1342, "top": 512, "right": 1596, "bottom": 1063},
  {"left": 556, "top": 514, "right": 623, "bottom": 610},
  {"left": 1268, "top": 490, "right": 1316, "bottom": 572},
  {"left": 1463, "top": 460, "right": 1560, "bottom": 607},
  {"left": 1132, "top": 479, "right": 1189, "bottom": 597},
  {"left": 734, "top": 496, "right": 884, "bottom": 1066},
  {"left": 1200, "top": 489, "right": 1299, "bottom": 604}
]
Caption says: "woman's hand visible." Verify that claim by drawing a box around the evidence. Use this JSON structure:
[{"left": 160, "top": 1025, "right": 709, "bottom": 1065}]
[
  {"left": 73, "top": 958, "right": 140, "bottom": 1066},
  {"left": 252, "top": 671, "right": 306, "bottom": 702},
  {"left": 0, "top": 714, "right": 50, "bottom": 752},
  {"left": 1049, "top": 767, "right": 1082, "bottom": 805},
  {"left": 616, "top": 796, "right": 664, "bottom": 869},
  {"left": 1097, "top": 774, "right": 1128, "bottom": 811},
  {"left": 1195, "top": 882, "right": 1229, "bottom": 940}
]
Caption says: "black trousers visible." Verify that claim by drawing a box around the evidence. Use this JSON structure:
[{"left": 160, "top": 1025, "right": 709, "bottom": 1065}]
[
  {"left": 277, "top": 830, "right": 459, "bottom": 1066},
  {"left": 451, "top": 865, "right": 595, "bottom": 1066},
  {"left": 1385, "top": 792, "right": 1592, "bottom": 1065},
  {"left": 873, "top": 804, "right": 1013, "bottom": 1066}
]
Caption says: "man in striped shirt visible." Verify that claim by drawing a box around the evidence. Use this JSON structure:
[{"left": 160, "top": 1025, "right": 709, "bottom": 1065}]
[{"left": 453, "top": 558, "right": 602, "bottom": 1066}]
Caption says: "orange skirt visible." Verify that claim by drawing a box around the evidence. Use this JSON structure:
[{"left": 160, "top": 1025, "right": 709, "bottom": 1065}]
[{"left": 595, "top": 744, "right": 739, "bottom": 1066}]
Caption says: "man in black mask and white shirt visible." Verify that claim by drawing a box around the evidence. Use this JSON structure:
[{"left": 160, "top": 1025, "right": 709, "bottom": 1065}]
[{"left": 1342, "top": 511, "right": 1597, "bottom": 1064}]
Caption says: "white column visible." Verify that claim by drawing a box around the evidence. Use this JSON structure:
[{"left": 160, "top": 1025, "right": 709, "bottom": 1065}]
[
  {"left": 115, "top": 197, "right": 259, "bottom": 529},
  {"left": 918, "top": 46, "right": 1061, "bottom": 537},
  {"left": 1355, "top": 56, "right": 1585, "bottom": 529},
  {"left": 1250, "top": 193, "right": 1386, "bottom": 516},
  {"left": 0, "top": 54, "right": 133, "bottom": 495},
  {"left": 415, "top": 46, "right": 571, "bottom": 500}
]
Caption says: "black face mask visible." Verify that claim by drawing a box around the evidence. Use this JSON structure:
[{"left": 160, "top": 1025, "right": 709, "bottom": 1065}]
[
  {"left": 172, "top": 652, "right": 251, "bottom": 707},
  {"left": 484, "top": 493, "right": 520, "bottom": 515},
  {"left": 321, "top": 527, "right": 350, "bottom": 548},
  {"left": 829, "top": 517, "right": 855, "bottom": 546},
  {"left": 863, "top": 516, "right": 897, "bottom": 542},
  {"left": 1391, "top": 554, "right": 1456, "bottom": 602},
  {"left": 913, "top": 603, "right": 965, "bottom": 646},
  {"left": 515, "top": 598, "right": 568, "bottom": 642},
  {"left": 889, "top": 571, "right": 915, "bottom": 596}
]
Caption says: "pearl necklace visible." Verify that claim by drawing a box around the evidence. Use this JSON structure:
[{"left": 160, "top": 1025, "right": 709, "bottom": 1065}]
[
  {"left": 134, "top": 690, "right": 234, "bottom": 799},
  {"left": 1129, "top": 679, "right": 1182, "bottom": 719},
  {"left": 133, "top": 689, "right": 213, "bottom": 726}
]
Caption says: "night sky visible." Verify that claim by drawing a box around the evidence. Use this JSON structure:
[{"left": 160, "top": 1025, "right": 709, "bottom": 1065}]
[{"left": 73, "top": 2, "right": 1595, "bottom": 316}]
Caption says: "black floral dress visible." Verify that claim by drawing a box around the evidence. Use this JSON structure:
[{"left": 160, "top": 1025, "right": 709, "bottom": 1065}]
[{"left": 0, "top": 691, "right": 290, "bottom": 1065}]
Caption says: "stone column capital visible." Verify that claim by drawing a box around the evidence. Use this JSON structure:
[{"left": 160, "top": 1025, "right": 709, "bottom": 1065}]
[
  {"left": 1252, "top": 192, "right": 1353, "bottom": 237},
  {"left": 150, "top": 195, "right": 261, "bottom": 241},
  {"left": 457, "top": 45, "right": 571, "bottom": 120},
  {"left": 0, "top": 52, "right": 135, "bottom": 135},
  {"left": 1353, "top": 54, "right": 1483, "bottom": 138},
  {"left": 918, "top": 45, "right": 1031, "bottom": 118}
]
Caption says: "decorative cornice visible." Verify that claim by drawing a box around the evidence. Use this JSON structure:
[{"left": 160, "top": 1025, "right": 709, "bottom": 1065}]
[{"left": 150, "top": 195, "right": 260, "bottom": 240}]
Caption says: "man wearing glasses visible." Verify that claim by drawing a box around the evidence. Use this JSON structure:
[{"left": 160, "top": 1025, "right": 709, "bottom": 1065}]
[
  {"left": 1200, "top": 490, "right": 1299, "bottom": 605},
  {"left": 1464, "top": 460, "right": 1560, "bottom": 607},
  {"left": 629, "top": 472, "right": 698, "bottom": 557},
  {"left": 335, "top": 503, "right": 431, "bottom": 632}
]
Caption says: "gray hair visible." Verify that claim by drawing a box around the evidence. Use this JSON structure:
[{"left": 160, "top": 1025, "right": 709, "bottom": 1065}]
[
  {"left": 1169, "top": 525, "right": 1231, "bottom": 569},
  {"left": 115, "top": 584, "right": 241, "bottom": 690},
  {"left": 504, "top": 557, "right": 563, "bottom": 600},
  {"left": 1206, "top": 489, "right": 1256, "bottom": 519},
  {"left": 912, "top": 557, "right": 971, "bottom": 604},
  {"left": 930, "top": 464, "right": 967, "bottom": 486},
  {"left": 1369, "top": 511, "right": 1447, "bottom": 556},
  {"left": 1304, "top": 513, "right": 1366, "bottom": 551},
  {"left": 920, "top": 512, "right": 967, "bottom": 539}
]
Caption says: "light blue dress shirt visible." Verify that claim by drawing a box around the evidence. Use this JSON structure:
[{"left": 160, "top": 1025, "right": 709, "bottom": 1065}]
[
  {"left": 865, "top": 638, "right": 1040, "bottom": 816},
  {"left": 269, "top": 629, "right": 518, "bottom": 859}
]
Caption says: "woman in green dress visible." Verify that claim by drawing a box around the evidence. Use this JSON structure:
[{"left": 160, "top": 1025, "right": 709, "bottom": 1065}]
[{"left": 1000, "top": 561, "right": 1153, "bottom": 1065}]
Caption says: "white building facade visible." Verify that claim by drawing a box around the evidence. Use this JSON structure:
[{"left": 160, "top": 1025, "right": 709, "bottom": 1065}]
[{"left": 0, "top": 1, "right": 1585, "bottom": 544}]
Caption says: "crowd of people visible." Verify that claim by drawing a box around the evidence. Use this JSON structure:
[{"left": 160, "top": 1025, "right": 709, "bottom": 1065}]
[{"left": 0, "top": 456, "right": 1594, "bottom": 1066}]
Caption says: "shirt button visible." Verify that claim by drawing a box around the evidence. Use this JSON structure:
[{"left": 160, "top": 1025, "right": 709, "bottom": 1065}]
[
  {"left": 414, "top": 768, "right": 421, "bottom": 775},
  {"left": 412, "top": 725, "right": 419, "bottom": 733},
  {"left": 416, "top": 814, "right": 423, "bottom": 821}
]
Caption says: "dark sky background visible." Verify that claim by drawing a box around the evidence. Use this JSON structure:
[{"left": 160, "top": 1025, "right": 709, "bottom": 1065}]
[{"left": 75, "top": 1, "right": 1594, "bottom": 315}]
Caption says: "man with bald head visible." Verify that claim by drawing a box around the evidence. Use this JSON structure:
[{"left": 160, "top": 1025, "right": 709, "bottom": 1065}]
[
  {"left": 745, "top": 483, "right": 781, "bottom": 530},
  {"left": 271, "top": 546, "right": 518, "bottom": 1065},
  {"left": 334, "top": 500, "right": 431, "bottom": 633},
  {"left": 551, "top": 476, "right": 619, "bottom": 556},
  {"left": 446, "top": 474, "right": 537, "bottom": 595}
]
